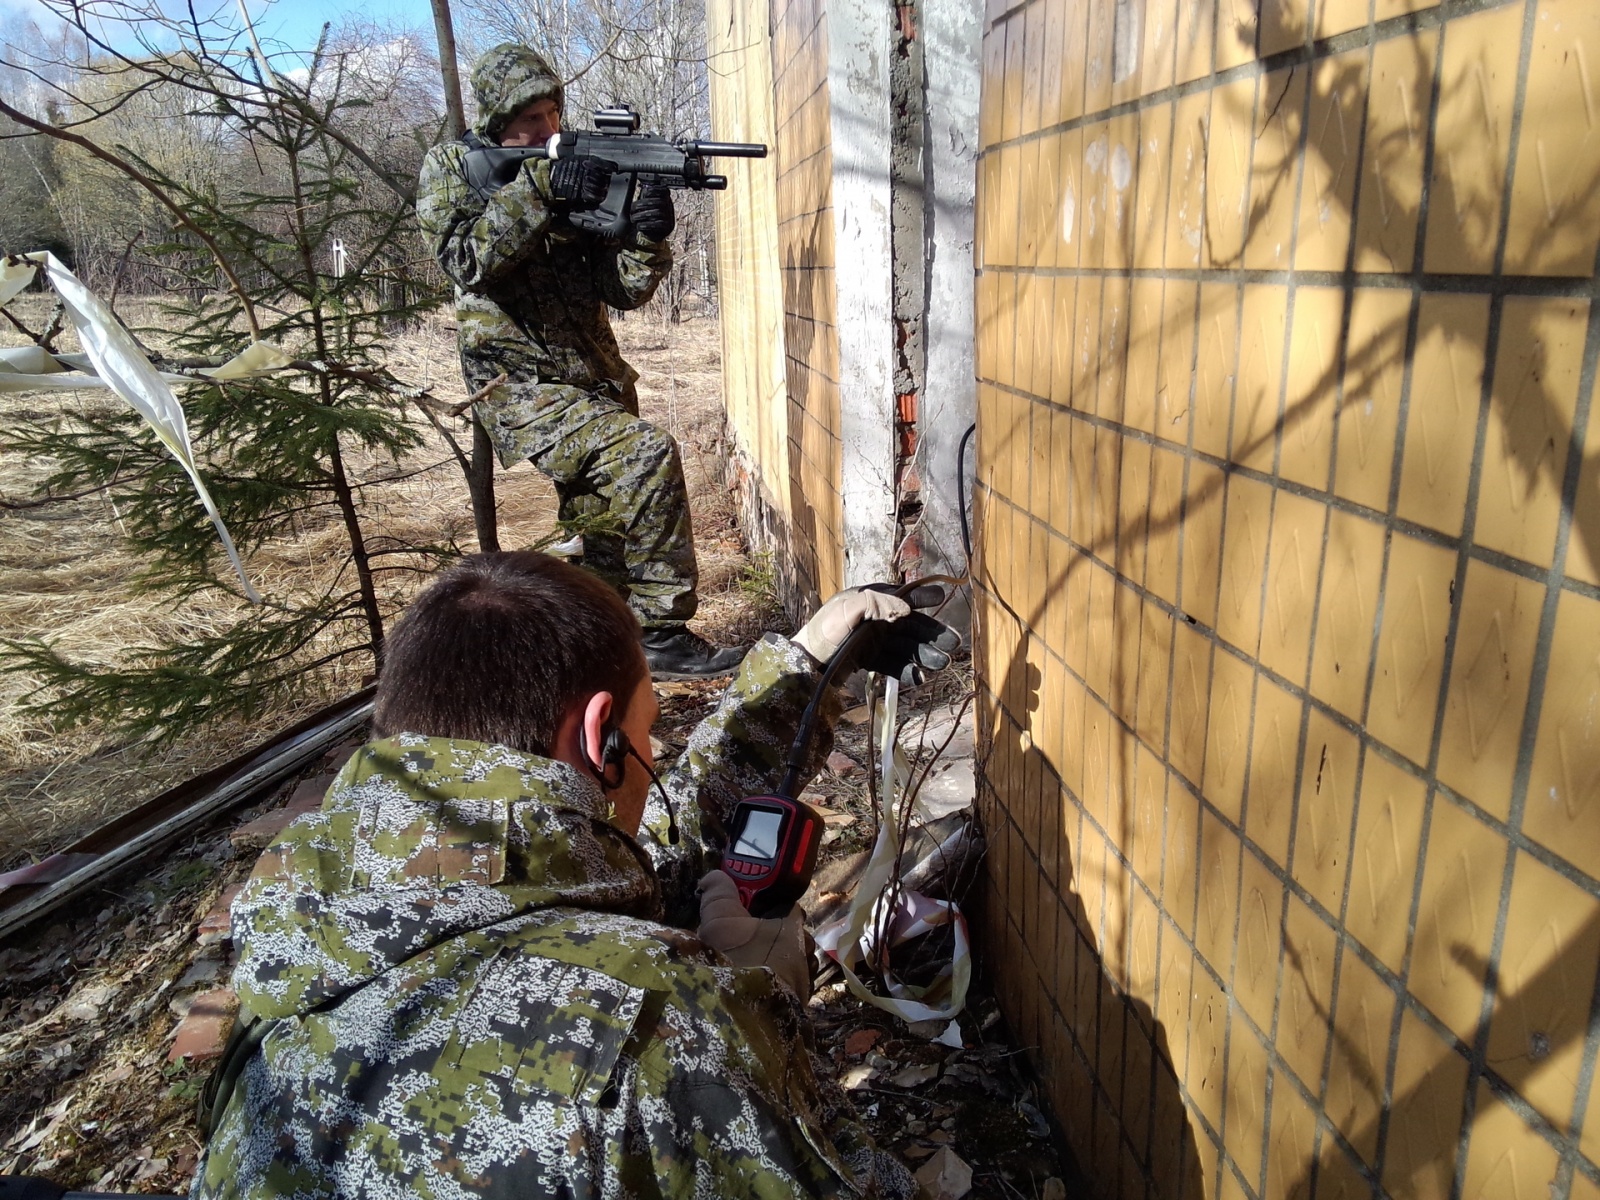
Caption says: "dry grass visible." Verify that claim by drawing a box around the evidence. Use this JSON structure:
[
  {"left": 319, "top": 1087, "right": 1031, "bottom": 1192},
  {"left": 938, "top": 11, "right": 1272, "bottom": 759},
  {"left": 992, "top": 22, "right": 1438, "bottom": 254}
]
[{"left": 0, "top": 295, "right": 760, "bottom": 870}]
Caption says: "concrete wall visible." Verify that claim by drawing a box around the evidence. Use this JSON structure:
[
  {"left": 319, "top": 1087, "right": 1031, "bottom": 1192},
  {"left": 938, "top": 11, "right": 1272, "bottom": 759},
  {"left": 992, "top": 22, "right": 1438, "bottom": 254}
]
[
  {"left": 772, "top": 0, "right": 847, "bottom": 607},
  {"left": 972, "top": 0, "right": 1600, "bottom": 1197},
  {"left": 707, "top": 0, "right": 793, "bottom": 591},
  {"left": 914, "top": 0, "right": 981, "bottom": 613},
  {"left": 709, "top": 0, "right": 978, "bottom": 616},
  {"left": 826, "top": 0, "right": 897, "bottom": 589}
]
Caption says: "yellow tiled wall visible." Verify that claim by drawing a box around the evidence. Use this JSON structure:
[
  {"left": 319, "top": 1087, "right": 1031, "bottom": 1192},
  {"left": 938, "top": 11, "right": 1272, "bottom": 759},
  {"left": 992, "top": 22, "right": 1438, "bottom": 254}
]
[
  {"left": 771, "top": 0, "right": 845, "bottom": 602},
  {"left": 706, "top": 0, "right": 790, "bottom": 530},
  {"left": 972, "top": 1, "right": 1600, "bottom": 1198}
]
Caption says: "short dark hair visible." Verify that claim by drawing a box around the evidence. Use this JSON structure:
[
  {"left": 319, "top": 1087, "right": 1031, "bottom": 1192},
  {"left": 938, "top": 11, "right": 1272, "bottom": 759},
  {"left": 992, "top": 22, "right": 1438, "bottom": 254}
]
[{"left": 373, "top": 552, "right": 646, "bottom": 754}]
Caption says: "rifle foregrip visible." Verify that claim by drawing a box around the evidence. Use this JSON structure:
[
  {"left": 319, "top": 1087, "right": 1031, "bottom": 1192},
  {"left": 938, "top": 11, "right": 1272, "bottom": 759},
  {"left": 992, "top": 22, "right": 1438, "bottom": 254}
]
[{"left": 566, "top": 170, "right": 635, "bottom": 240}]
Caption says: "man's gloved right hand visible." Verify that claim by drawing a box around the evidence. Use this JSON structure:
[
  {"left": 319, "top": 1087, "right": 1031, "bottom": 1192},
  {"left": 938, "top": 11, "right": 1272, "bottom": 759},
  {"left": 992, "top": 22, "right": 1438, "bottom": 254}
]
[
  {"left": 630, "top": 181, "right": 676, "bottom": 242},
  {"left": 548, "top": 155, "right": 616, "bottom": 209},
  {"left": 792, "top": 584, "right": 962, "bottom": 684},
  {"left": 697, "top": 870, "right": 812, "bottom": 1000}
]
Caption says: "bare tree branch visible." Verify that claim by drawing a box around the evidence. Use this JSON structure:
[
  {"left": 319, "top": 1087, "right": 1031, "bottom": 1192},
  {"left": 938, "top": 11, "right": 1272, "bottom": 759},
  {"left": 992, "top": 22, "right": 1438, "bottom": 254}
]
[{"left": 0, "top": 94, "right": 262, "bottom": 339}]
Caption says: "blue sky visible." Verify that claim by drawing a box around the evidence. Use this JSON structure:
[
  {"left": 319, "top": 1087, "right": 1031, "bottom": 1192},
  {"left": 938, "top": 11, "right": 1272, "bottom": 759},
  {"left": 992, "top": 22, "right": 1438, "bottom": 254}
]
[
  {"left": 248, "top": 0, "right": 440, "bottom": 49},
  {"left": 0, "top": 0, "right": 442, "bottom": 54}
]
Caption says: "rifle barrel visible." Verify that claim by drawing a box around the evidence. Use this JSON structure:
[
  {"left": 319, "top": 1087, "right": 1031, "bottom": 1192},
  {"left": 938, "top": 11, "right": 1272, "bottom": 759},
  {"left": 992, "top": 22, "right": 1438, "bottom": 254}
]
[{"left": 692, "top": 141, "right": 767, "bottom": 159}]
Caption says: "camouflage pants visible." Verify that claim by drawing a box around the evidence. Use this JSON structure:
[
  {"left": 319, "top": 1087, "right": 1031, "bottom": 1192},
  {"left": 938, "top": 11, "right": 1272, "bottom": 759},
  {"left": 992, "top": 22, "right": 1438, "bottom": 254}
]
[{"left": 519, "top": 390, "right": 698, "bottom": 628}]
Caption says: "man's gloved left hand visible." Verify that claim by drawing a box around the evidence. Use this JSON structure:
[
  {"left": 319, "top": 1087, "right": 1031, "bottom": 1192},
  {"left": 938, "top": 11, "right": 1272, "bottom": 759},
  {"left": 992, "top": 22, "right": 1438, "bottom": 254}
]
[
  {"left": 793, "top": 584, "right": 962, "bottom": 684},
  {"left": 631, "top": 181, "right": 676, "bottom": 241},
  {"left": 697, "top": 870, "right": 812, "bottom": 999}
]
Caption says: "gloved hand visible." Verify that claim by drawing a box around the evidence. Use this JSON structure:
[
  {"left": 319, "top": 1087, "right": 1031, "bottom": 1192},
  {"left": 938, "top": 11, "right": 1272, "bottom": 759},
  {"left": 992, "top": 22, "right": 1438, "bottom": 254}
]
[
  {"left": 697, "top": 870, "right": 812, "bottom": 1000},
  {"left": 792, "top": 584, "right": 962, "bottom": 684},
  {"left": 631, "top": 181, "right": 676, "bottom": 241},
  {"left": 549, "top": 155, "right": 616, "bottom": 209}
]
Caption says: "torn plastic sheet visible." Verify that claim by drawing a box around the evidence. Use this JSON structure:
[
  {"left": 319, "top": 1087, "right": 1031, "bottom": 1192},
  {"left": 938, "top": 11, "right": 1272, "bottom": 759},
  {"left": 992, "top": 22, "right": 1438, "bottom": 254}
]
[
  {"left": 201, "top": 340, "right": 293, "bottom": 379},
  {"left": 0, "top": 344, "right": 191, "bottom": 391},
  {"left": 818, "top": 887, "right": 971, "bottom": 1006},
  {"left": 0, "top": 256, "right": 35, "bottom": 306},
  {"left": 815, "top": 676, "right": 972, "bottom": 1023},
  {"left": 1, "top": 253, "right": 260, "bottom": 601},
  {"left": 0, "top": 852, "right": 99, "bottom": 892}
]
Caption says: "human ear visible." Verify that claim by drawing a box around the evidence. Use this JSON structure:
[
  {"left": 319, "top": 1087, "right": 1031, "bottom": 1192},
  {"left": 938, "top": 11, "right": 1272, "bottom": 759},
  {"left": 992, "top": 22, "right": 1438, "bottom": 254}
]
[{"left": 580, "top": 691, "right": 615, "bottom": 775}]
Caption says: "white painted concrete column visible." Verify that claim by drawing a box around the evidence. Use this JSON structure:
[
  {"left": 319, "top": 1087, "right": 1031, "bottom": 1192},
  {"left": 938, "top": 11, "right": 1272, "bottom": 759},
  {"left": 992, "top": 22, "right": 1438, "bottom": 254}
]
[
  {"left": 917, "top": 0, "right": 981, "bottom": 613},
  {"left": 826, "top": 0, "right": 897, "bottom": 588}
]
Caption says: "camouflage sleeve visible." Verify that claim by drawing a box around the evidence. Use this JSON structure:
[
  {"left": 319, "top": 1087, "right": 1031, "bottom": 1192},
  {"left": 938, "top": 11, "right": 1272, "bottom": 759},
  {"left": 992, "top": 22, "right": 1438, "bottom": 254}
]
[
  {"left": 592, "top": 232, "right": 672, "bottom": 312},
  {"left": 416, "top": 143, "right": 557, "bottom": 291},
  {"left": 638, "top": 634, "right": 839, "bottom": 922}
]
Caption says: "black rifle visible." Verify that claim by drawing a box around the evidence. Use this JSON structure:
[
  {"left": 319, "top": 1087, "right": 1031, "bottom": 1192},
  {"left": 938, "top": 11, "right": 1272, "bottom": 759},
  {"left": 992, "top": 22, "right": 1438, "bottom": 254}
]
[{"left": 463, "top": 105, "right": 767, "bottom": 240}]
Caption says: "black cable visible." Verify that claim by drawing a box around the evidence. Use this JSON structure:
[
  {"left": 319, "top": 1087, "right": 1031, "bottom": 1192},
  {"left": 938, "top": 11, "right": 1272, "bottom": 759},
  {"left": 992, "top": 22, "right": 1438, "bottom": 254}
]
[
  {"left": 957, "top": 421, "right": 976, "bottom": 564},
  {"left": 630, "top": 744, "right": 678, "bottom": 844},
  {"left": 777, "top": 619, "right": 876, "bottom": 799},
  {"left": 775, "top": 577, "right": 954, "bottom": 799}
]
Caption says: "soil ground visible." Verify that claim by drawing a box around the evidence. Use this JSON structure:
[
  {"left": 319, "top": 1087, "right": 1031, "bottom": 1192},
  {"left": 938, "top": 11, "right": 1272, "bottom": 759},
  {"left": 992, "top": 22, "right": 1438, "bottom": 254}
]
[
  {"left": 0, "top": 299, "right": 755, "bottom": 873},
  {"left": 0, "top": 297, "right": 1079, "bottom": 1197}
]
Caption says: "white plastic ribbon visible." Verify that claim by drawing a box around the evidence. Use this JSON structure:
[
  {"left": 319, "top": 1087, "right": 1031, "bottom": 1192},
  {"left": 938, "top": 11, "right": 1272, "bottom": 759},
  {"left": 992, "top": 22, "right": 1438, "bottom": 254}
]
[
  {"left": 0, "top": 344, "right": 191, "bottom": 391},
  {"left": 5, "top": 252, "right": 260, "bottom": 601},
  {"left": 201, "top": 340, "right": 294, "bottom": 380},
  {"left": 0, "top": 257, "right": 36, "bottom": 307},
  {"left": 0, "top": 344, "right": 67, "bottom": 374},
  {"left": 814, "top": 676, "right": 973, "bottom": 1023}
]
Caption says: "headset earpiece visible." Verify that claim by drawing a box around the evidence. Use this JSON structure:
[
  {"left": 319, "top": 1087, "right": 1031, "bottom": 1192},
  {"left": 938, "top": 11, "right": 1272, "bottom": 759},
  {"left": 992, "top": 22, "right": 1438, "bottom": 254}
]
[
  {"left": 584, "top": 723, "right": 630, "bottom": 789},
  {"left": 601, "top": 726, "right": 630, "bottom": 768},
  {"left": 587, "top": 719, "right": 677, "bottom": 846}
]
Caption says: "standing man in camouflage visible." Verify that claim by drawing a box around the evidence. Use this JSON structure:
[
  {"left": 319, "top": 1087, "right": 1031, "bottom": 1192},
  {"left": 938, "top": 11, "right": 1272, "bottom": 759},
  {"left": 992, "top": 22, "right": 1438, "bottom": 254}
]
[
  {"left": 191, "top": 551, "right": 959, "bottom": 1198},
  {"left": 417, "top": 43, "right": 741, "bottom": 679}
]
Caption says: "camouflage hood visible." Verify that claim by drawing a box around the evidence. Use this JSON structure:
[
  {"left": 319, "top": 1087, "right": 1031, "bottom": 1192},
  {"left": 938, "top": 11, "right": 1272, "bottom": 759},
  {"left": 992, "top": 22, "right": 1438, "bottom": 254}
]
[
  {"left": 229, "top": 733, "right": 662, "bottom": 1021},
  {"left": 470, "top": 43, "right": 564, "bottom": 144}
]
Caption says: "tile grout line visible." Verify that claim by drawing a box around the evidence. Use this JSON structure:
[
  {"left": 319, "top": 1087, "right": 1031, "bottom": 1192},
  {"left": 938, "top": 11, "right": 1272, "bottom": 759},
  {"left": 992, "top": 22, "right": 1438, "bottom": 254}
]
[
  {"left": 984, "top": 377, "right": 1600, "bottom": 608},
  {"left": 979, "top": 261, "right": 1600, "bottom": 301},
  {"left": 1157, "top": 94, "right": 1210, "bottom": 1197},
  {"left": 1127, "top": 80, "right": 1176, "bottom": 1187},
  {"left": 1525, "top": 210, "right": 1600, "bottom": 1200},
  {"left": 1238, "top": 42, "right": 1324, "bottom": 1200},
  {"left": 981, "top": 0, "right": 1523, "bottom": 150},
  {"left": 1361, "top": 0, "right": 1441, "bottom": 1186},
  {"left": 1449, "top": 0, "right": 1544, "bottom": 1193},
  {"left": 1194, "top": 52, "right": 1251, "bottom": 1192}
]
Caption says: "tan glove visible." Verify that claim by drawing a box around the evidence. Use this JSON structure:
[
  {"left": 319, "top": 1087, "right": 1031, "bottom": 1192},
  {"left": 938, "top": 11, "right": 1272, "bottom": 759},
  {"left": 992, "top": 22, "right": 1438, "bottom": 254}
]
[
  {"left": 792, "top": 587, "right": 911, "bottom": 664},
  {"left": 696, "top": 870, "right": 813, "bottom": 1000},
  {"left": 791, "top": 584, "right": 962, "bottom": 683}
]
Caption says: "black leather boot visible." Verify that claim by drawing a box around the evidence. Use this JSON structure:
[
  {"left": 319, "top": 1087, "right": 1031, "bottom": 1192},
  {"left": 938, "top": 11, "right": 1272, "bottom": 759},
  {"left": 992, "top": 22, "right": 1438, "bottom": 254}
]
[{"left": 642, "top": 627, "right": 745, "bottom": 680}]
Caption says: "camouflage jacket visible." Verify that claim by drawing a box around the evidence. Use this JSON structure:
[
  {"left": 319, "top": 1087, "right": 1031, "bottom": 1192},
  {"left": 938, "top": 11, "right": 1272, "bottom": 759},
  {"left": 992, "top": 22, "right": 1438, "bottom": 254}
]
[
  {"left": 415, "top": 44, "right": 673, "bottom": 468},
  {"left": 193, "top": 636, "right": 913, "bottom": 1200}
]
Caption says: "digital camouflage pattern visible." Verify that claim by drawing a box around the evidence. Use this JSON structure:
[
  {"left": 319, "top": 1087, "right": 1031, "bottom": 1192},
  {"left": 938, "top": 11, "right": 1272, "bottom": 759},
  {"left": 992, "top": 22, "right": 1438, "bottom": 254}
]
[
  {"left": 416, "top": 44, "right": 696, "bottom": 627},
  {"left": 192, "top": 636, "right": 912, "bottom": 1199}
]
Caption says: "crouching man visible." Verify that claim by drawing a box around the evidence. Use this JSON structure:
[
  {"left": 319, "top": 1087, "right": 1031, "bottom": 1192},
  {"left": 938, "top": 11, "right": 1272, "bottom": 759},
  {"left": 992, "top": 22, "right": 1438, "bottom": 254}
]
[{"left": 191, "top": 551, "right": 958, "bottom": 1199}]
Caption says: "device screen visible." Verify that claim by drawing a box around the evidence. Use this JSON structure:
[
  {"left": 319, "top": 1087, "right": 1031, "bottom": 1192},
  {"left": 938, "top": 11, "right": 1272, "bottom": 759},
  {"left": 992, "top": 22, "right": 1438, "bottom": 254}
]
[{"left": 733, "top": 808, "right": 784, "bottom": 861}]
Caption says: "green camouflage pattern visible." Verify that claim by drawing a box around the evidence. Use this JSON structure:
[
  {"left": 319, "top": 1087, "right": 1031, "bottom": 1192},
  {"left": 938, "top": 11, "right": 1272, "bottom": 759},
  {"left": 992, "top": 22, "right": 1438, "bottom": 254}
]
[
  {"left": 417, "top": 45, "right": 694, "bottom": 627},
  {"left": 469, "top": 44, "right": 564, "bottom": 145},
  {"left": 192, "top": 636, "right": 908, "bottom": 1199}
]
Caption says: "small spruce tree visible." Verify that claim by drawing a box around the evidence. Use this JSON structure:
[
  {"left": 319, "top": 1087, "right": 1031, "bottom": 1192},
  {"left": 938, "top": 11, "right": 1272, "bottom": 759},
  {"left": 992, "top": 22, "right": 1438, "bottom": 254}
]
[{"left": 1, "top": 30, "right": 460, "bottom": 741}]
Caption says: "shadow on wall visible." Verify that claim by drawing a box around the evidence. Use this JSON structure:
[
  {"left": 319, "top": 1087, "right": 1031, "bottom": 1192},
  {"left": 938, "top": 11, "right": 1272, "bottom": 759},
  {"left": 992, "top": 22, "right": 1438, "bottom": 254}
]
[
  {"left": 781, "top": 194, "right": 831, "bottom": 610},
  {"left": 986, "top": 624, "right": 1210, "bottom": 1198},
  {"left": 977, "top": 1, "right": 1600, "bottom": 1197}
]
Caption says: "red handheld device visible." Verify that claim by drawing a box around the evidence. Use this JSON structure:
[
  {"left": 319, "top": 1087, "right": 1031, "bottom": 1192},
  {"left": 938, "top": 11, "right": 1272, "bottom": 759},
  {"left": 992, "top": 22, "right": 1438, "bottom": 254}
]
[{"left": 720, "top": 794, "right": 825, "bottom": 918}]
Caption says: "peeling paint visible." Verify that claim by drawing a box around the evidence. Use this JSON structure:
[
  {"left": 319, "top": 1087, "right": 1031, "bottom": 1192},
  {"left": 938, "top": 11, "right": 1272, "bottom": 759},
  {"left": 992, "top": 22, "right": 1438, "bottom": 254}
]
[{"left": 1111, "top": 143, "right": 1133, "bottom": 191}]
